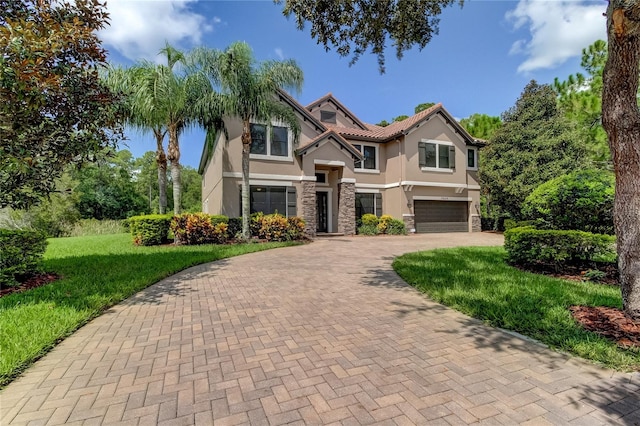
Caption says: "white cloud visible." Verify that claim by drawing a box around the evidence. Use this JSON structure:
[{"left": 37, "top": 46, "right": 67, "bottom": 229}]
[
  {"left": 274, "top": 48, "right": 285, "bottom": 60},
  {"left": 506, "top": 0, "right": 606, "bottom": 73},
  {"left": 99, "top": 0, "right": 217, "bottom": 62}
]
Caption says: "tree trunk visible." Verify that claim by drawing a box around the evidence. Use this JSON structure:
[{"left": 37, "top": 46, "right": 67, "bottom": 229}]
[
  {"left": 602, "top": 0, "right": 640, "bottom": 320},
  {"left": 241, "top": 118, "right": 252, "bottom": 240},
  {"left": 153, "top": 129, "right": 168, "bottom": 215},
  {"left": 167, "top": 123, "right": 181, "bottom": 215}
]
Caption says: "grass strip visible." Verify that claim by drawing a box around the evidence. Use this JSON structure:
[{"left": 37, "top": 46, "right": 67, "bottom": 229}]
[
  {"left": 0, "top": 233, "right": 298, "bottom": 386},
  {"left": 393, "top": 246, "right": 639, "bottom": 371}
]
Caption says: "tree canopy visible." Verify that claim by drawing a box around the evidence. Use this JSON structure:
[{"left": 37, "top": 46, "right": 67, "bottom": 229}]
[
  {"left": 0, "top": 0, "right": 123, "bottom": 209},
  {"left": 480, "top": 81, "right": 587, "bottom": 219},
  {"left": 459, "top": 114, "right": 502, "bottom": 140},
  {"left": 275, "top": 0, "right": 462, "bottom": 73}
]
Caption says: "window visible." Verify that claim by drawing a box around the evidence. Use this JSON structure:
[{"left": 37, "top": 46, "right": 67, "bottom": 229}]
[
  {"left": 243, "top": 186, "right": 297, "bottom": 216},
  {"left": 320, "top": 110, "right": 336, "bottom": 124},
  {"left": 353, "top": 144, "right": 377, "bottom": 170},
  {"left": 315, "top": 172, "right": 327, "bottom": 184},
  {"left": 250, "top": 123, "right": 289, "bottom": 157},
  {"left": 467, "top": 148, "right": 477, "bottom": 169},
  {"left": 355, "top": 193, "right": 382, "bottom": 219},
  {"left": 419, "top": 141, "right": 455, "bottom": 170}
]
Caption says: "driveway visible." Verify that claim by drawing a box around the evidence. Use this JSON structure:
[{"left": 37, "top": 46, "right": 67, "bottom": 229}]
[{"left": 1, "top": 233, "right": 639, "bottom": 425}]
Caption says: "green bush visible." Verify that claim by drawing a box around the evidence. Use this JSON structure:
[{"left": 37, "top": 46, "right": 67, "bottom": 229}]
[
  {"left": 385, "top": 218, "right": 407, "bottom": 235},
  {"left": 357, "top": 224, "right": 379, "bottom": 235},
  {"left": 361, "top": 213, "right": 379, "bottom": 227},
  {"left": 522, "top": 169, "right": 614, "bottom": 234},
  {"left": 0, "top": 229, "right": 48, "bottom": 287},
  {"left": 504, "top": 227, "right": 616, "bottom": 270},
  {"left": 170, "top": 213, "right": 229, "bottom": 245},
  {"left": 129, "top": 214, "right": 172, "bottom": 246},
  {"left": 227, "top": 217, "right": 242, "bottom": 238},
  {"left": 504, "top": 219, "right": 538, "bottom": 231},
  {"left": 210, "top": 215, "right": 229, "bottom": 226}
]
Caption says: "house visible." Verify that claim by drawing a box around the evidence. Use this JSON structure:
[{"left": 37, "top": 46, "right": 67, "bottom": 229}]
[{"left": 198, "top": 90, "right": 484, "bottom": 237}]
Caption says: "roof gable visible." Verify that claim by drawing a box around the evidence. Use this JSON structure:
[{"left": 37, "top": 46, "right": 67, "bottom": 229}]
[
  {"left": 306, "top": 93, "right": 369, "bottom": 131},
  {"left": 296, "top": 130, "right": 363, "bottom": 160}
]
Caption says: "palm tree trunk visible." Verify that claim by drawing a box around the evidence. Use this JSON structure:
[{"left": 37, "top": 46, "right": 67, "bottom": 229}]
[
  {"left": 153, "top": 129, "right": 168, "bottom": 215},
  {"left": 167, "top": 123, "right": 181, "bottom": 215},
  {"left": 241, "top": 119, "right": 252, "bottom": 240},
  {"left": 602, "top": 0, "right": 640, "bottom": 320}
]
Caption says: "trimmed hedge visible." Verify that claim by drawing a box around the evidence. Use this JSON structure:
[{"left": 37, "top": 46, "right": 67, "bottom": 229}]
[
  {"left": 171, "top": 213, "right": 229, "bottom": 245},
  {"left": 129, "top": 215, "right": 172, "bottom": 246},
  {"left": 504, "top": 227, "right": 616, "bottom": 270},
  {"left": 0, "top": 229, "right": 48, "bottom": 287}
]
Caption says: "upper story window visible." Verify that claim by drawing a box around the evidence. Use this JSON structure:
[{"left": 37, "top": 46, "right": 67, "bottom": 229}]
[
  {"left": 320, "top": 110, "right": 336, "bottom": 124},
  {"left": 353, "top": 143, "right": 378, "bottom": 171},
  {"left": 250, "top": 123, "right": 290, "bottom": 158},
  {"left": 467, "top": 147, "right": 478, "bottom": 170},
  {"left": 419, "top": 140, "right": 455, "bottom": 170}
]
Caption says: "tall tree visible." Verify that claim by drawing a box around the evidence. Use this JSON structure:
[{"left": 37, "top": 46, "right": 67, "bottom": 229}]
[
  {"left": 602, "top": 0, "right": 640, "bottom": 320},
  {"left": 480, "top": 81, "right": 586, "bottom": 219},
  {"left": 276, "top": 0, "right": 640, "bottom": 320},
  {"left": 0, "top": 0, "right": 122, "bottom": 208},
  {"left": 104, "top": 65, "right": 169, "bottom": 214},
  {"left": 553, "top": 40, "right": 610, "bottom": 165},
  {"left": 190, "top": 42, "right": 303, "bottom": 238},
  {"left": 459, "top": 113, "right": 502, "bottom": 140}
]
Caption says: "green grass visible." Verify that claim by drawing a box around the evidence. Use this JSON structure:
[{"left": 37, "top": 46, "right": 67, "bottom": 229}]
[
  {"left": 0, "top": 234, "right": 298, "bottom": 387},
  {"left": 393, "top": 246, "right": 639, "bottom": 371}
]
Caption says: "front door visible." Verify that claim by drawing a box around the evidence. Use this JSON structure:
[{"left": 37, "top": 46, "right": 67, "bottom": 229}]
[{"left": 316, "top": 192, "right": 328, "bottom": 233}]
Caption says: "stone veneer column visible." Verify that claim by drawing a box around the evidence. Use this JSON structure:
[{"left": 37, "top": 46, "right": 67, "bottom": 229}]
[
  {"left": 301, "top": 181, "right": 316, "bottom": 238},
  {"left": 337, "top": 182, "right": 356, "bottom": 235},
  {"left": 403, "top": 214, "right": 416, "bottom": 234},
  {"left": 471, "top": 215, "right": 482, "bottom": 232}
]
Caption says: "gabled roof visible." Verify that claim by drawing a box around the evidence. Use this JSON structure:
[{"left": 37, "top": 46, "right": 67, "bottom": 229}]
[
  {"left": 306, "top": 93, "right": 369, "bottom": 131},
  {"left": 324, "top": 103, "right": 484, "bottom": 146},
  {"left": 296, "top": 129, "right": 363, "bottom": 159},
  {"left": 276, "top": 89, "right": 327, "bottom": 134}
]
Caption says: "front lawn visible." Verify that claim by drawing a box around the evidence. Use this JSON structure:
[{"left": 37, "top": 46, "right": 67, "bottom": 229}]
[
  {"left": 393, "top": 246, "right": 639, "bottom": 371},
  {"left": 0, "top": 234, "right": 298, "bottom": 387}
]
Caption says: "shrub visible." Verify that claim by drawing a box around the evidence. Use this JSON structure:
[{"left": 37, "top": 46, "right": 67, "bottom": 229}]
[
  {"left": 357, "top": 224, "right": 379, "bottom": 235},
  {"left": 257, "top": 214, "right": 288, "bottom": 242},
  {"left": 227, "top": 217, "right": 242, "bottom": 238},
  {"left": 286, "top": 216, "right": 306, "bottom": 241},
  {"left": 385, "top": 218, "right": 407, "bottom": 235},
  {"left": 504, "top": 227, "right": 616, "bottom": 270},
  {"left": 376, "top": 214, "right": 394, "bottom": 233},
  {"left": 171, "top": 213, "right": 229, "bottom": 245},
  {"left": 0, "top": 229, "right": 48, "bottom": 287},
  {"left": 504, "top": 219, "right": 538, "bottom": 231},
  {"left": 210, "top": 215, "right": 229, "bottom": 226},
  {"left": 129, "top": 215, "right": 172, "bottom": 246},
  {"left": 522, "top": 169, "right": 614, "bottom": 234},
  {"left": 250, "top": 212, "right": 264, "bottom": 237},
  {"left": 361, "top": 214, "right": 379, "bottom": 227}
]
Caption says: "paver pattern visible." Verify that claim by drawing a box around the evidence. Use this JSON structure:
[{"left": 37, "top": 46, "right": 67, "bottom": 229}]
[{"left": 1, "top": 233, "right": 639, "bottom": 425}]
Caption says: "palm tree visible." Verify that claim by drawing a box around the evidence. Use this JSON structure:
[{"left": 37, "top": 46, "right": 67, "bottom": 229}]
[
  {"left": 103, "top": 64, "right": 169, "bottom": 214},
  {"left": 189, "top": 42, "right": 304, "bottom": 239}
]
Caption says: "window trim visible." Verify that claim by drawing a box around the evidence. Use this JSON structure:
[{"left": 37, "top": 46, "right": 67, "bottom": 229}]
[
  {"left": 355, "top": 191, "right": 382, "bottom": 219},
  {"left": 353, "top": 143, "right": 380, "bottom": 173},
  {"left": 249, "top": 120, "right": 293, "bottom": 162},
  {"left": 467, "top": 147, "right": 478, "bottom": 171},
  {"left": 419, "top": 139, "right": 455, "bottom": 172},
  {"left": 315, "top": 171, "right": 329, "bottom": 186},
  {"left": 240, "top": 184, "right": 297, "bottom": 217},
  {"left": 320, "top": 110, "right": 337, "bottom": 124}
]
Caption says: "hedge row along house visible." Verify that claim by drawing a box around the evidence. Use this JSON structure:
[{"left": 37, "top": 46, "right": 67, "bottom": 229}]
[{"left": 199, "top": 91, "right": 485, "bottom": 237}]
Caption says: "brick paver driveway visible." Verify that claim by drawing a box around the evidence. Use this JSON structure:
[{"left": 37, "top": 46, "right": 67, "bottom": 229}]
[{"left": 2, "top": 233, "right": 639, "bottom": 425}]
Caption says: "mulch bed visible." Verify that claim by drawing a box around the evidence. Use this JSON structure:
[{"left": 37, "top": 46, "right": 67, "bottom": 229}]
[
  {"left": 570, "top": 305, "right": 640, "bottom": 348},
  {"left": 0, "top": 273, "right": 60, "bottom": 298}
]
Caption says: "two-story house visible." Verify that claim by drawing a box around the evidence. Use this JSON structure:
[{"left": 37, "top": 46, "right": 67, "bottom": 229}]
[{"left": 198, "top": 90, "right": 484, "bottom": 237}]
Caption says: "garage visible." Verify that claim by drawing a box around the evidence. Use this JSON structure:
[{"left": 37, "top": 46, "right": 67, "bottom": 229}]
[{"left": 414, "top": 200, "right": 469, "bottom": 233}]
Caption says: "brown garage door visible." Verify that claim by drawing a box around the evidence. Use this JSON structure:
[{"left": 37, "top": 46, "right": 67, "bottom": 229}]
[{"left": 414, "top": 201, "right": 469, "bottom": 233}]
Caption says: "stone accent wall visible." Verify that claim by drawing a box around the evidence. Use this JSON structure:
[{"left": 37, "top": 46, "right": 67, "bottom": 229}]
[
  {"left": 471, "top": 215, "right": 481, "bottom": 232},
  {"left": 338, "top": 182, "right": 356, "bottom": 235},
  {"left": 301, "top": 181, "right": 316, "bottom": 238},
  {"left": 403, "top": 215, "right": 416, "bottom": 234}
]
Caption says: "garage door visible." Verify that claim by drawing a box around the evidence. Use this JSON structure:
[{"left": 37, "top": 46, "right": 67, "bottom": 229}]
[{"left": 414, "top": 201, "right": 469, "bottom": 233}]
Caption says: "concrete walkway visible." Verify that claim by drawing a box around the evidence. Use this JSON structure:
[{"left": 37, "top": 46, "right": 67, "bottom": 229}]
[{"left": 1, "top": 233, "right": 639, "bottom": 425}]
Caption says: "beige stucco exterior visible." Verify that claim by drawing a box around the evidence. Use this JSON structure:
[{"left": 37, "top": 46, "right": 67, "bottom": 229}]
[{"left": 199, "top": 91, "right": 483, "bottom": 235}]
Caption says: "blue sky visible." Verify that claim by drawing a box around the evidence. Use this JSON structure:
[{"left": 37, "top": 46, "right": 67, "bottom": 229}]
[{"left": 99, "top": 0, "right": 606, "bottom": 169}]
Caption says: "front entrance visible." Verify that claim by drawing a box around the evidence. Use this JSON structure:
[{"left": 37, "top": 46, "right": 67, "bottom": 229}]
[{"left": 316, "top": 191, "right": 328, "bottom": 233}]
